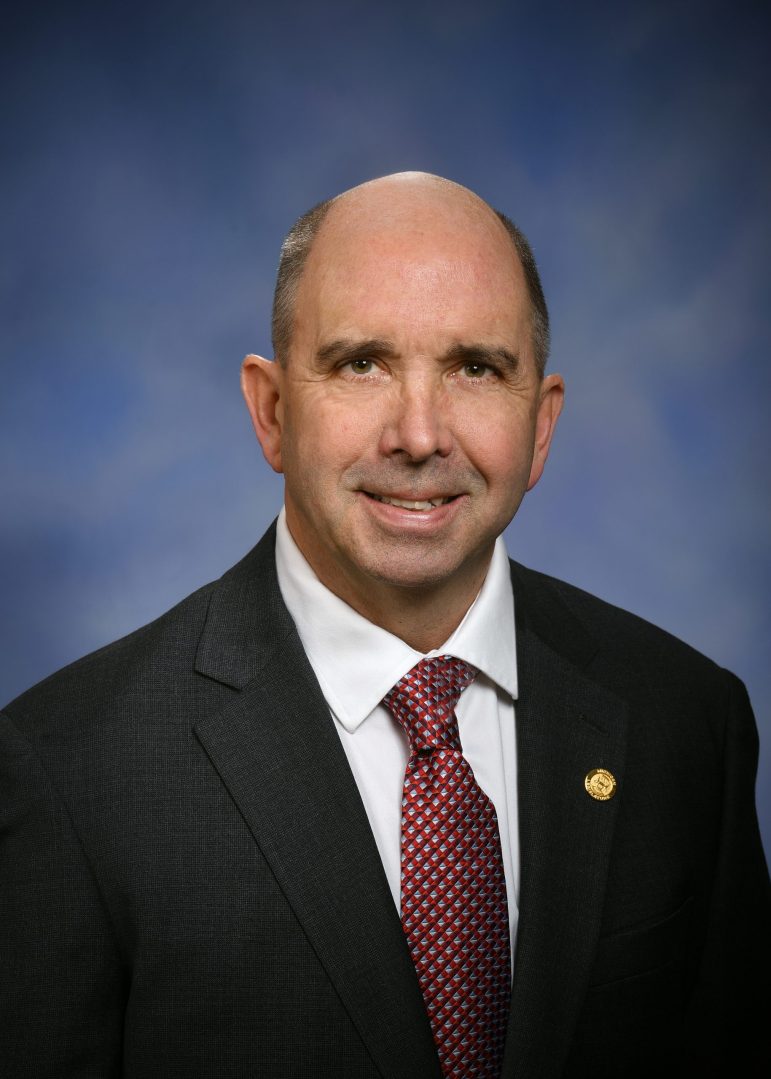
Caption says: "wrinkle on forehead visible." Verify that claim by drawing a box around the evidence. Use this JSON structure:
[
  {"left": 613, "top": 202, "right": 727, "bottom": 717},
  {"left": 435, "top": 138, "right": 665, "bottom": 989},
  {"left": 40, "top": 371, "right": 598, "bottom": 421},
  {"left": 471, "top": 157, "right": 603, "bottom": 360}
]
[{"left": 397, "top": 257, "right": 481, "bottom": 289}]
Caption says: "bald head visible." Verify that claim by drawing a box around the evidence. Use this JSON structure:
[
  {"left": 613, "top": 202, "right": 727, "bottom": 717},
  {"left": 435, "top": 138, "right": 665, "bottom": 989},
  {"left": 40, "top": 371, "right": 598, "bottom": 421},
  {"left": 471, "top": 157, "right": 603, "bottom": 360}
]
[{"left": 271, "top": 172, "right": 550, "bottom": 375}]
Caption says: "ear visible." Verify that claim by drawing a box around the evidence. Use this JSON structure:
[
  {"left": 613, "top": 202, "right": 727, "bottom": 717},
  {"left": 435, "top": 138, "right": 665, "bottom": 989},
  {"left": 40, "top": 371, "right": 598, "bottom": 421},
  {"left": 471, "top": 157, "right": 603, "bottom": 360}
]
[
  {"left": 526, "top": 373, "right": 564, "bottom": 491},
  {"left": 241, "top": 354, "right": 284, "bottom": 473}
]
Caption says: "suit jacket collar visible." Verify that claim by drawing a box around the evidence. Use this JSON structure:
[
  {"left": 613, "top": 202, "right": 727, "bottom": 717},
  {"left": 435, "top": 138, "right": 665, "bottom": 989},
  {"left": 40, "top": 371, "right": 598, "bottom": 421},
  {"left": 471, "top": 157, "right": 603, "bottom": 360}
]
[
  {"left": 193, "top": 526, "right": 628, "bottom": 1078},
  {"left": 193, "top": 524, "right": 442, "bottom": 1078},
  {"left": 503, "top": 561, "right": 628, "bottom": 1077},
  {"left": 194, "top": 521, "right": 295, "bottom": 690}
]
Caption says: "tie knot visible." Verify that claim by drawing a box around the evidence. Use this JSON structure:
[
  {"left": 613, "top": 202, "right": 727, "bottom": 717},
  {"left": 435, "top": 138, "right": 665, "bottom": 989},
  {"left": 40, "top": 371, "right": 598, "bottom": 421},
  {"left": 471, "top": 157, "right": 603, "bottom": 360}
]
[{"left": 383, "top": 655, "right": 476, "bottom": 754}]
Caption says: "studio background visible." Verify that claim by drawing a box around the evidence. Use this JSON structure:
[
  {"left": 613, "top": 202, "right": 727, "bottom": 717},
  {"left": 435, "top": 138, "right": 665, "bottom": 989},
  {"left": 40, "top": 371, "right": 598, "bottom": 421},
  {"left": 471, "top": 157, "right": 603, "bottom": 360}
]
[{"left": 2, "top": 0, "right": 769, "bottom": 851}]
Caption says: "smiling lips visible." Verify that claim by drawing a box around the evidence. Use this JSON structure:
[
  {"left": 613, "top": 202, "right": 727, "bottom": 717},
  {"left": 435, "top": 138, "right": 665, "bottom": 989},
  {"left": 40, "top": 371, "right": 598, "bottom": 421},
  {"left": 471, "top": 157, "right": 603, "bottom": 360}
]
[{"left": 367, "top": 493, "right": 456, "bottom": 511}]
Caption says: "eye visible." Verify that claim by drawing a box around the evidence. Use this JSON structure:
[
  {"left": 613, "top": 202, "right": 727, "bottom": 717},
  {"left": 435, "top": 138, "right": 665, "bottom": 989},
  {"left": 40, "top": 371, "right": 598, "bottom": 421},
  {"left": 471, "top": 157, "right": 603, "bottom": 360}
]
[
  {"left": 348, "top": 358, "right": 374, "bottom": 374},
  {"left": 463, "top": 361, "right": 492, "bottom": 379}
]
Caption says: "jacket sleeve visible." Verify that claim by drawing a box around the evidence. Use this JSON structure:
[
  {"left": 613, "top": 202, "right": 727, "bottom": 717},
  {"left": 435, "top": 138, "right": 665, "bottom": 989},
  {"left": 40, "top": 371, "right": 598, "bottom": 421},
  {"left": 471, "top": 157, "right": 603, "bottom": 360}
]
[
  {"left": 684, "top": 672, "right": 771, "bottom": 1074},
  {"left": 0, "top": 712, "right": 126, "bottom": 1078}
]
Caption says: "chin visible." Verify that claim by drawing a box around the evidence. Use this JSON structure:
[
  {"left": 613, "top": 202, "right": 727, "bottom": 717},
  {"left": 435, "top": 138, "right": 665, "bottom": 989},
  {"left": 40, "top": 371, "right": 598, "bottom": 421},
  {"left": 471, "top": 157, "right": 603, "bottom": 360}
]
[{"left": 354, "top": 550, "right": 475, "bottom": 594}]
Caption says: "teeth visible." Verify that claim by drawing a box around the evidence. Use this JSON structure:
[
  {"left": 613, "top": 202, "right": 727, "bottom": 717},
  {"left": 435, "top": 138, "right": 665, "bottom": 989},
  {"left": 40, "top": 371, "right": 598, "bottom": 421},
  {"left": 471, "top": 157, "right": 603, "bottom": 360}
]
[{"left": 371, "top": 495, "right": 451, "bottom": 510}]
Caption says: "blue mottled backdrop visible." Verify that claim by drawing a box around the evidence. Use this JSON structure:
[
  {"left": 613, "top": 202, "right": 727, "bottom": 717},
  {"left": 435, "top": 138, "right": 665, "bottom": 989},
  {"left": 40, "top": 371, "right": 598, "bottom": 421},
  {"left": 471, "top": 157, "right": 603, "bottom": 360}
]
[{"left": 2, "top": 0, "right": 769, "bottom": 849}]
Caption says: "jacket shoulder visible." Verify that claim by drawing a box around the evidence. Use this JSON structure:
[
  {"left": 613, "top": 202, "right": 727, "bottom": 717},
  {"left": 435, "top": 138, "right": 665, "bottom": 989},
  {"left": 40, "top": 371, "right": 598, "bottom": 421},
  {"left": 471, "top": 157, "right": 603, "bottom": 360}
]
[
  {"left": 509, "top": 559, "right": 731, "bottom": 687},
  {"left": 2, "top": 577, "right": 219, "bottom": 735},
  {"left": 3, "top": 525, "right": 283, "bottom": 735}
]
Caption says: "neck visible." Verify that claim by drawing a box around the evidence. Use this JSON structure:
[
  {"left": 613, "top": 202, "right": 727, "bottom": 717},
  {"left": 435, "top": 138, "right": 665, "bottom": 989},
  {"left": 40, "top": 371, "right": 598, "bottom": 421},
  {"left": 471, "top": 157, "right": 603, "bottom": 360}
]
[
  {"left": 360, "top": 591, "right": 477, "bottom": 653},
  {"left": 349, "top": 585, "right": 482, "bottom": 653},
  {"left": 304, "top": 550, "right": 490, "bottom": 653}
]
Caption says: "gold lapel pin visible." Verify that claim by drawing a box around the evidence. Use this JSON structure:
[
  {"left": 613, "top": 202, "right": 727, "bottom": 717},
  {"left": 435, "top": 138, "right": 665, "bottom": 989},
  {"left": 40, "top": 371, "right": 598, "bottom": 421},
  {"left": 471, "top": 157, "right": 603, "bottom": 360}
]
[{"left": 585, "top": 768, "right": 617, "bottom": 801}]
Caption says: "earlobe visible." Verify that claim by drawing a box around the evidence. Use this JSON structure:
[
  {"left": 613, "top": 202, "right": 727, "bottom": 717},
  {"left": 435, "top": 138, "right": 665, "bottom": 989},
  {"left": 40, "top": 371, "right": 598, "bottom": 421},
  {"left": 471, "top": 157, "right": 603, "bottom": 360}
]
[
  {"left": 241, "top": 354, "right": 284, "bottom": 473},
  {"left": 526, "top": 373, "right": 565, "bottom": 491}
]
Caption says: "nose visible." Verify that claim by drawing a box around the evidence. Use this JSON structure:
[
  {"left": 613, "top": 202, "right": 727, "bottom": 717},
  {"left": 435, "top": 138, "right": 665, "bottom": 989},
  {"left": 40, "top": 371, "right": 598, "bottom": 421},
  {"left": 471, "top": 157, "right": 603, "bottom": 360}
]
[{"left": 378, "top": 375, "right": 453, "bottom": 461}]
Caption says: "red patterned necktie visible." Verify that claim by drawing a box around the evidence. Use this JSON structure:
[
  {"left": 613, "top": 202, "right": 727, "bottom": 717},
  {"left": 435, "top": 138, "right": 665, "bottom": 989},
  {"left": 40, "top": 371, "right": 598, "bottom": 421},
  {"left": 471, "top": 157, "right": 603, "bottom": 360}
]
[{"left": 383, "top": 655, "right": 510, "bottom": 1078}]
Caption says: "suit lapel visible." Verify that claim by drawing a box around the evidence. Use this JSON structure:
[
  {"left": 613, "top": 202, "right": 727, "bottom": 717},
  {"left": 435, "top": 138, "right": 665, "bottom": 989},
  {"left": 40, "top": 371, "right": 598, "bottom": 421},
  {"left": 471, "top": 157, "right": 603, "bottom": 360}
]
[
  {"left": 190, "top": 531, "right": 627, "bottom": 1077},
  {"left": 502, "top": 565, "right": 629, "bottom": 1077},
  {"left": 192, "top": 526, "right": 441, "bottom": 1079}
]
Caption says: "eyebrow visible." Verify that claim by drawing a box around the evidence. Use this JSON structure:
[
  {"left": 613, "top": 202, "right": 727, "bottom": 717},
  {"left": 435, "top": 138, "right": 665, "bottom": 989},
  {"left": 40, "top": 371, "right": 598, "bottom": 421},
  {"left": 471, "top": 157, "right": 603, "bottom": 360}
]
[{"left": 315, "top": 338, "right": 521, "bottom": 374}]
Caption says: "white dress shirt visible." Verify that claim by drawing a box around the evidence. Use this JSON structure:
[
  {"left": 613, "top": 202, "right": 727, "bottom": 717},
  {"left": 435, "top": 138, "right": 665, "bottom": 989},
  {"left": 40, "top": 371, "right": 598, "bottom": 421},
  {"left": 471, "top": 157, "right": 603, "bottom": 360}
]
[{"left": 275, "top": 509, "right": 520, "bottom": 952}]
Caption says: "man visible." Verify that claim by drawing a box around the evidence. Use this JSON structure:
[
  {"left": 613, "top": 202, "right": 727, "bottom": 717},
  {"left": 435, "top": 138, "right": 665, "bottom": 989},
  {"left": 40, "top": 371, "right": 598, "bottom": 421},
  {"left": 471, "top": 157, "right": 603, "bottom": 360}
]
[{"left": 1, "top": 172, "right": 768, "bottom": 1078}]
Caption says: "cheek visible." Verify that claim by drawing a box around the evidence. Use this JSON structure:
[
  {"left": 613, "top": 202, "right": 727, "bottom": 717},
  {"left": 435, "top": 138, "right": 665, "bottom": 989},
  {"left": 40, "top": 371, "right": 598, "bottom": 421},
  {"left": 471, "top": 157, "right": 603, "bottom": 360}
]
[
  {"left": 284, "top": 398, "right": 374, "bottom": 478},
  {"left": 318, "top": 396, "right": 381, "bottom": 454},
  {"left": 457, "top": 411, "right": 535, "bottom": 485}
]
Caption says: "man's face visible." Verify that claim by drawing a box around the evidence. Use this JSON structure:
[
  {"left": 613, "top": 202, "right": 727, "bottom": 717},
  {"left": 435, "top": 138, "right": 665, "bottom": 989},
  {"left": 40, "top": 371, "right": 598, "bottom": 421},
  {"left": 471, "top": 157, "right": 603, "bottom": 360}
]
[{"left": 244, "top": 181, "right": 563, "bottom": 621}]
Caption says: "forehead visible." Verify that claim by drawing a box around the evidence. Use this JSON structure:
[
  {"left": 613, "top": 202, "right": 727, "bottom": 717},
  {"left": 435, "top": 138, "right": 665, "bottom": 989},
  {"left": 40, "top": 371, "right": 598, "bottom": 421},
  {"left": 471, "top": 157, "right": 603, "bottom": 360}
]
[{"left": 293, "top": 193, "right": 530, "bottom": 350}]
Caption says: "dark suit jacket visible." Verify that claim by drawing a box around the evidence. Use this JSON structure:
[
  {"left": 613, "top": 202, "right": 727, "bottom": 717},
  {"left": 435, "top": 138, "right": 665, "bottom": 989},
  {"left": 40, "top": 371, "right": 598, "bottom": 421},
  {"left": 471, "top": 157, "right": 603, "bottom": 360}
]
[{"left": 1, "top": 523, "right": 768, "bottom": 1077}]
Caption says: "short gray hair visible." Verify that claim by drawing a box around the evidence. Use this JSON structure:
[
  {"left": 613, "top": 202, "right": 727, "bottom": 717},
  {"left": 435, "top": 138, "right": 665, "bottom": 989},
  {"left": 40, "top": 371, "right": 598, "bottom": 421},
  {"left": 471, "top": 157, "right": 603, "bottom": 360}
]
[
  {"left": 271, "top": 197, "right": 335, "bottom": 367},
  {"left": 270, "top": 196, "right": 550, "bottom": 376},
  {"left": 493, "top": 210, "right": 550, "bottom": 377}
]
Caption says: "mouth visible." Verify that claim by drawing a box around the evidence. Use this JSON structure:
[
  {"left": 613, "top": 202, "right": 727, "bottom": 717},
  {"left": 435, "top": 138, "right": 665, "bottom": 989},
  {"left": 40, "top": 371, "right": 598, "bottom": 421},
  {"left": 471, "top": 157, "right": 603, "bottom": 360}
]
[{"left": 365, "top": 493, "right": 458, "bottom": 511}]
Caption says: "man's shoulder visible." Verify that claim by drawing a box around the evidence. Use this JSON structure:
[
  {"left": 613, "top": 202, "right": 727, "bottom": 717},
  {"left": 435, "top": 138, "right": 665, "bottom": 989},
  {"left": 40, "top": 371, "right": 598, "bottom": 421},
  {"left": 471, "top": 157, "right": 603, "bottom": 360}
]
[
  {"left": 509, "top": 558, "right": 731, "bottom": 690},
  {"left": 2, "top": 576, "right": 220, "bottom": 734},
  {"left": 3, "top": 526, "right": 282, "bottom": 738}
]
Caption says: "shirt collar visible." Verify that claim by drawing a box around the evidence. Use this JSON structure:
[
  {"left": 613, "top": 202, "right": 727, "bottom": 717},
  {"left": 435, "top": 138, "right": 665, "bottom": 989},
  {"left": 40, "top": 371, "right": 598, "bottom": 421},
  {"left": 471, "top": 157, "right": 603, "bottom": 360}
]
[{"left": 275, "top": 508, "right": 518, "bottom": 732}]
